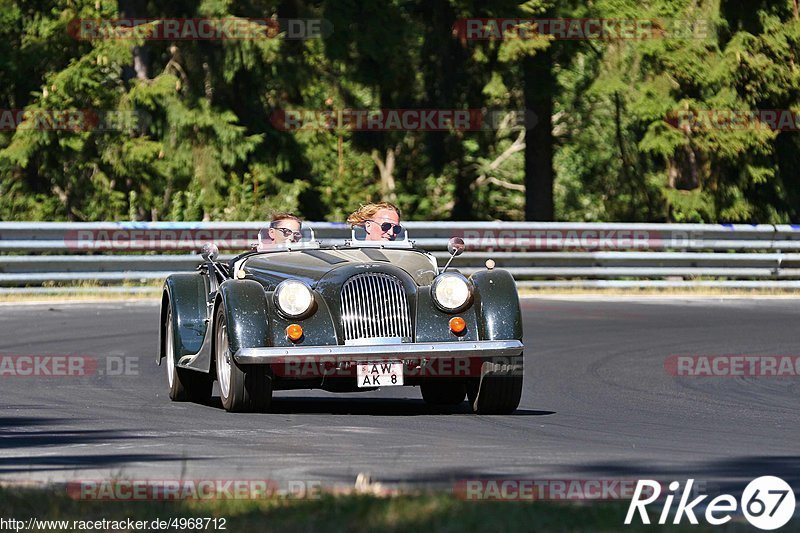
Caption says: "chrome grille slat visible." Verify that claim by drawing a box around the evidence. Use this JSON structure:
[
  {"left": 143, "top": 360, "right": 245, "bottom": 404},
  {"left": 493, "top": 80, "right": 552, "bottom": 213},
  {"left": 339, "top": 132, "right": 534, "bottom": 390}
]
[
  {"left": 394, "top": 278, "right": 411, "bottom": 337},
  {"left": 364, "top": 275, "right": 376, "bottom": 337},
  {"left": 341, "top": 281, "right": 350, "bottom": 339},
  {"left": 349, "top": 276, "right": 359, "bottom": 339},
  {"left": 340, "top": 273, "right": 412, "bottom": 341},
  {"left": 361, "top": 275, "right": 372, "bottom": 337},
  {"left": 377, "top": 275, "right": 389, "bottom": 337},
  {"left": 397, "top": 286, "right": 406, "bottom": 334},
  {"left": 351, "top": 276, "right": 361, "bottom": 339},
  {"left": 391, "top": 279, "right": 401, "bottom": 336},
  {"left": 368, "top": 275, "right": 379, "bottom": 337},
  {"left": 342, "top": 276, "right": 356, "bottom": 340}
]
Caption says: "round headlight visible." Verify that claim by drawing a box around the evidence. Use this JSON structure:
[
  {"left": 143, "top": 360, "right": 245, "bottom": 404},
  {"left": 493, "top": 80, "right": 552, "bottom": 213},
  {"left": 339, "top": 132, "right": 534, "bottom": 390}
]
[
  {"left": 274, "top": 280, "right": 314, "bottom": 317},
  {"left": 432, "top": 273, "right": 471, "bottom": 311}
]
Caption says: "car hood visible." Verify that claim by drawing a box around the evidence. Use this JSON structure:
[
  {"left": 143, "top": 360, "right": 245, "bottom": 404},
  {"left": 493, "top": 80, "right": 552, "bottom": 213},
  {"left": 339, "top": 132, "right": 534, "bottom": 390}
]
[{"left": 240, "top": 247, "right": 438, "bottom": 289}]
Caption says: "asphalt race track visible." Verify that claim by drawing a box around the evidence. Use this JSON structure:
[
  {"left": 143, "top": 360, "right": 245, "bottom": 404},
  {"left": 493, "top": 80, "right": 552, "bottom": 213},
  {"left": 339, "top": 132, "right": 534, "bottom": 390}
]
[{"left": 1, "top": 297, "right": 797, "bottom": 496}]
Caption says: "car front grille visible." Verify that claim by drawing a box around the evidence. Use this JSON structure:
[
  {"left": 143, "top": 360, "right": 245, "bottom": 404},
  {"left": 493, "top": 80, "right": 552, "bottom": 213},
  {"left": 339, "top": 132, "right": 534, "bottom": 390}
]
[{"left": 340, "top": 272, "right": 412, "bottom": 341}]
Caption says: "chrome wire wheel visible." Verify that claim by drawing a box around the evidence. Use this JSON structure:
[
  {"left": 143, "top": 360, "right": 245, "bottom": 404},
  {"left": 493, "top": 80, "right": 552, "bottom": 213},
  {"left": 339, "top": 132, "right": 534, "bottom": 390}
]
[
  {"left": 214, "top": 304, "right": 272, "bottom": 413},
  {"left": 164, "top": 293, "right": 212, "bottom": 405},
  {"left": 216, "top": 321, "right": 232, "bottom": 400},
  {"left": 166, "top": 312, "right": 176, "bottom": 389}
]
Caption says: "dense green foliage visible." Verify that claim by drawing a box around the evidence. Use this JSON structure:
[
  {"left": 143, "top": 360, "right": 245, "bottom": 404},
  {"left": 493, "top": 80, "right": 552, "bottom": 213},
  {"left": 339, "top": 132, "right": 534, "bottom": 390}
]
[{"left": 0, "top": 0, "right": 797, "bottom": 222}]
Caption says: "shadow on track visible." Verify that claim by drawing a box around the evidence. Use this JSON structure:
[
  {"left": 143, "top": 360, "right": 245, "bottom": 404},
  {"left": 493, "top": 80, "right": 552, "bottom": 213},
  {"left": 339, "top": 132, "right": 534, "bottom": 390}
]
[
  {"left": 0, "top": 415, "right": 194, "bottom": 475},
  {"left": 204, "top": 396, "right": 555, "bottom": 416},
  {"left": 315, "top": 456, "right": 800, "bottom": 491},
  {"left": 0, "top": 454, "right": 183, "bottom": 475}
]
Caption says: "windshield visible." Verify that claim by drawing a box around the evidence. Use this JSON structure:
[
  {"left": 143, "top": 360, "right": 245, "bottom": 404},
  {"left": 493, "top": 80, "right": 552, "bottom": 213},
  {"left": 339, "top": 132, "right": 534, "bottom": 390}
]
[{"left": 346, "top": 224, "right": 413, "bottom": 249}]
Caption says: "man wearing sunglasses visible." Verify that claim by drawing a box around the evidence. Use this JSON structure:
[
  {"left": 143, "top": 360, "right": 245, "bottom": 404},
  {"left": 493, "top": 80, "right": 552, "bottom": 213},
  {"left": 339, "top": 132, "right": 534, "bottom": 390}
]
[
  {"left": 266, "top": 213, "right": 303, "bottom": 244},
  {"left": 346, "top": 202, "right": 402, "bottom": 241}
]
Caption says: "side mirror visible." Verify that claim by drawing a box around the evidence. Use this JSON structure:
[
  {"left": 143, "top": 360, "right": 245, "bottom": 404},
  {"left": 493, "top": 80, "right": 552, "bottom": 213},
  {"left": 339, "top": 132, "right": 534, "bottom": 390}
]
[
  {"left": 442, "top": 237, "right": 465, "bottom": 273},
  {"left": 447, "top": 237, "right": 465, "bottom": 257},
  {"left": 201, "top": 242, "right": 219, "bottom": 262}
]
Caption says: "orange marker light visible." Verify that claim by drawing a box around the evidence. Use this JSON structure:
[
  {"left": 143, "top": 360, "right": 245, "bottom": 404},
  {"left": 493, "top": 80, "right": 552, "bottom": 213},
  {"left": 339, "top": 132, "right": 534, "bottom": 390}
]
[
  {"left": 449, "top": 316, "right": 466, "bottom": 334},
  {"left": 286, "top": 324, "right": 304, "bottom": 342}
]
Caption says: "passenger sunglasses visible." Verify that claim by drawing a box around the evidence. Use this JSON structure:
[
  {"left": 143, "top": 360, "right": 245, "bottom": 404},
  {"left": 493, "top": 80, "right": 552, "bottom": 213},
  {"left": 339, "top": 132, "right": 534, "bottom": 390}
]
[
  {"left": 367, "top": 220, "right": 402, "bottom": 235},
  {"left": 273, "top": 227, "right": 303, "bottom": 241}
]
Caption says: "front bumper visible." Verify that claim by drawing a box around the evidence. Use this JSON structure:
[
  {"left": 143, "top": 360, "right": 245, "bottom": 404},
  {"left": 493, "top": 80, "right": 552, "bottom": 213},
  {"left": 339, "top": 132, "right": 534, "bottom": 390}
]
[{"left": 234, "top": 339, "right": 523, "bottom": 364}]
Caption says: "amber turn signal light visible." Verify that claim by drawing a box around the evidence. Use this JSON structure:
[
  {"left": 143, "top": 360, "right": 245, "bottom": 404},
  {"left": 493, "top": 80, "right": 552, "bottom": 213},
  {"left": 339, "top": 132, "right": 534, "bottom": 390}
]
[
  {"left": 449, "top": 316, "right": 466, "bottom": 334},
  {"left": 286, "top": 323, "right": 304, "bottom": 342}
]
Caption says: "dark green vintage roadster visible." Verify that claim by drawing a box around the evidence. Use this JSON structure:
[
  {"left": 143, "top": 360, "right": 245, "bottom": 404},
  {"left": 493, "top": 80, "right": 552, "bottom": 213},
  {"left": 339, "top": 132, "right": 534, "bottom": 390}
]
[{"left": 157, "top": 225, "right": 524, "bottom": 413}]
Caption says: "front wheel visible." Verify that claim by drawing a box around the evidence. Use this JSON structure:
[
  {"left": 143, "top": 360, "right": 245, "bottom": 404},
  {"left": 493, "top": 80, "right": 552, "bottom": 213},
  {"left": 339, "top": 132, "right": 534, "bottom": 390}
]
[
  {"left": 467, "top": 359, "right": 523, "bottom": 415},
  {"left": 214, "top": 306, "right": 272, "bottom": 412},
  {"left": 165, "top": 307, "right": 212, "bottom": 404}
]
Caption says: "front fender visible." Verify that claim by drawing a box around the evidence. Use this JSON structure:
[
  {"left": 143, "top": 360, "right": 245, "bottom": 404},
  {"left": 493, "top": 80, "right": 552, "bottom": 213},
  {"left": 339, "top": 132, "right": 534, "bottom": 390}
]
[
  {"left": 158, "top": 273, "right": 209, "bottom": 365},
  {"left": 216, "top": 279, "right": 272, "bottom": 353},
  {"left": 470, "top": 269, "right": 523, "bottom": 341}
]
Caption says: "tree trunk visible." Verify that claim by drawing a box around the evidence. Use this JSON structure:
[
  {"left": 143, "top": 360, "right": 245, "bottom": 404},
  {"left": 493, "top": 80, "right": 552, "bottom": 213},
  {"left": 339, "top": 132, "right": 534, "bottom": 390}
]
[
  {"left": 371, "top": 147, "right": 398, "bottom": 203},
  {"left": 118, "top": 0, "right": 150, "bottom": 81},
  {"left": 523, "top": 50, "right": 555, "bottom": 221},
  {"left": 419, "top": 0, "right": 471, "bottom": 220}
]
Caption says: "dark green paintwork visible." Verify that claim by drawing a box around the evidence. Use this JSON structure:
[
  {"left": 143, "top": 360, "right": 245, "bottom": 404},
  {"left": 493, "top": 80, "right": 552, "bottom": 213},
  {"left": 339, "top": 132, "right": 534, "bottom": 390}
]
[
  {"left": 470, "top": 269, "right": 523, "bottom": 341},
  {"left": 157, "top": 273, "right": 208, "bottom": 365},
  {"left": 415, "top": 287, "right": 479, "bottom": 343},
  {"left": 241, "top": 247, "right": 438, "bottom": 289},
  {"left": 217, "top": 279, "right": 272, "bottom": 354},
  {"left": 263, "top": 290, "right": 339, "bottom": 348},
  {"left": 158, "top": 246, "right": 524, "bottom": 376}
]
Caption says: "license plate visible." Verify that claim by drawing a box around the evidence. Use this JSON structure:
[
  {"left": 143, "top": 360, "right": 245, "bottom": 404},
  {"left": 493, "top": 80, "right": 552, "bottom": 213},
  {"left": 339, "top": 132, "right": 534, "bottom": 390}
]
[{"left": 357, "top": 361, "right": 404, "bottom": 388}]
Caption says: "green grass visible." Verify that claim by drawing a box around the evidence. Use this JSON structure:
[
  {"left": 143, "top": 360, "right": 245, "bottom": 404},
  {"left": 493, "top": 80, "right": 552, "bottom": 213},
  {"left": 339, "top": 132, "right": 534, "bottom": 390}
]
[{"left": 0, "top": 486, "right": 755, "bottom": 532}]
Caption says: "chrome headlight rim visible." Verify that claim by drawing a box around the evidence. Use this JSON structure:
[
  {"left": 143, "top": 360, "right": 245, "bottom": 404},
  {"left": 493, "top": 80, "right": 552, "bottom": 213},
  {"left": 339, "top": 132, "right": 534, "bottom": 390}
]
[
  {"left": 273, "top": 279, "right": 315, "bottom": 318},
  {"left": 431, "top": 273, "right": 473, "bottom": 313}
]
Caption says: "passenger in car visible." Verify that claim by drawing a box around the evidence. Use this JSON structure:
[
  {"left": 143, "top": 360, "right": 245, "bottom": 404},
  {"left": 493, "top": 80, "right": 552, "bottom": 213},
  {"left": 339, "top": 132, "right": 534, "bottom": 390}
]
[
  {"left": 264, "top": 212, "right": 303, "bottom": 245},
  {"left": 346, "top": 202, "right": 403, "bottom": 241}
]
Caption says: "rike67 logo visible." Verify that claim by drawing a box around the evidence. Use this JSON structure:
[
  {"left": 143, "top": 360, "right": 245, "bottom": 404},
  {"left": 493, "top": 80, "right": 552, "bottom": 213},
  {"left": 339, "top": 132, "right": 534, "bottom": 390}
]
[{"left": 626, "top": 477, "right": 795, "bottom": 530}]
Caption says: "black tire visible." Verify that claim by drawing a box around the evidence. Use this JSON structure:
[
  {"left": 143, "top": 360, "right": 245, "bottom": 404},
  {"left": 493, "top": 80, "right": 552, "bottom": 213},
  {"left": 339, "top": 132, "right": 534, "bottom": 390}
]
[
  {"left": 214, "top": 305, "right": 272, "bottom": 412},
  {"left": 468, "top": 360, "right": 523, "bottom": 415},
  {"left": 420, "top": 381, "right": 467, "bottom": 405},
  {"left": 165, "top": 307, "right": 213, "bottom": 404}
]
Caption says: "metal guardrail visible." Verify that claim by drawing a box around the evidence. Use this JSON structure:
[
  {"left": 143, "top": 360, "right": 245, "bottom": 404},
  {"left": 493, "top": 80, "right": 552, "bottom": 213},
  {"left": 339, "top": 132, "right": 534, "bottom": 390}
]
[{"left": 1, "top": 222, "right": 799, "bottom": 290}]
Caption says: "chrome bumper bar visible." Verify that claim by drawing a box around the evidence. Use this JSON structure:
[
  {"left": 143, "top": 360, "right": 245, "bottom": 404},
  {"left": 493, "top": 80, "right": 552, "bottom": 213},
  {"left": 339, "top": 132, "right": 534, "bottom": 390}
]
[{"left": 234, "top": 340, "right": 523, "bottom": 364}]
